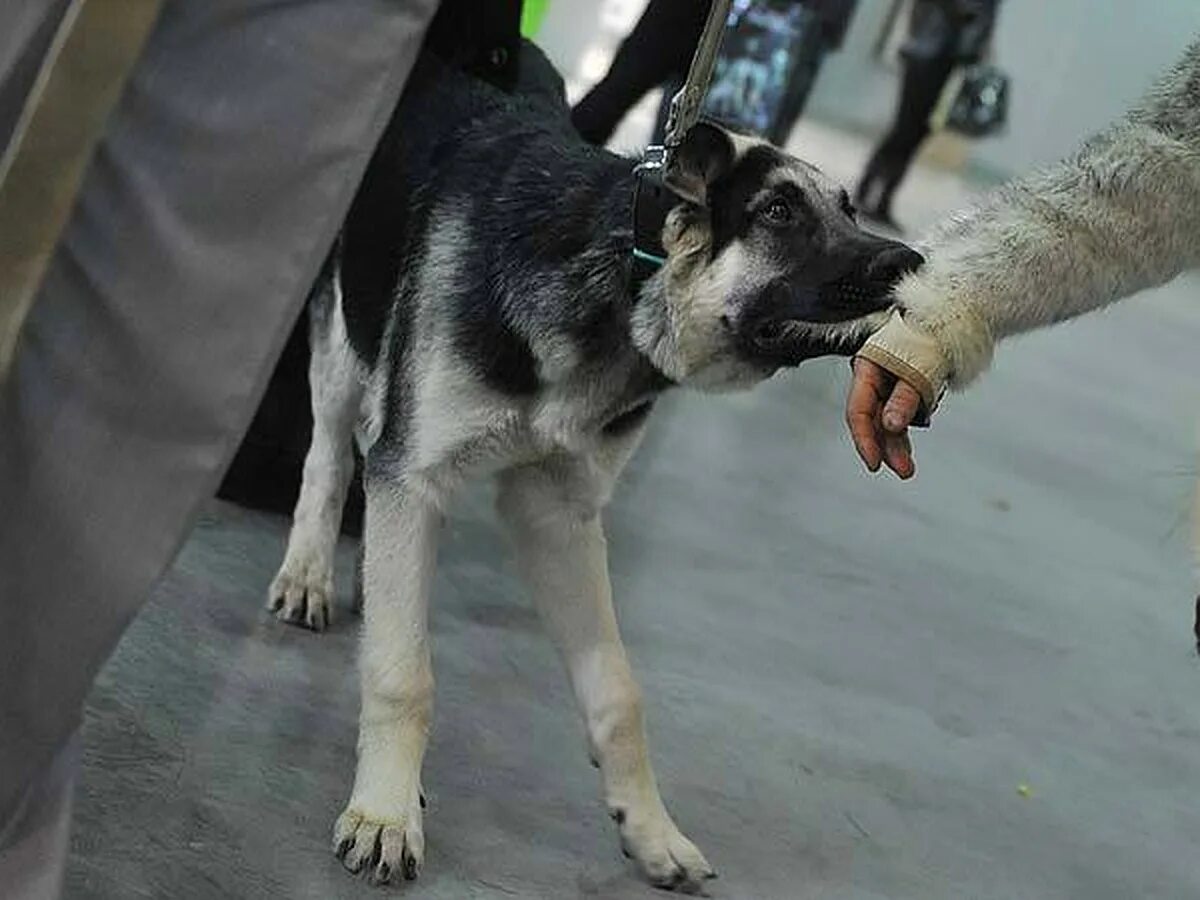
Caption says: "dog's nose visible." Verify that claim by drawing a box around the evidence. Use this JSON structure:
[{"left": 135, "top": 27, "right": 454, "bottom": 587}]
[{"left": 865, "top": 244, "right": 924, "bottom": 285}]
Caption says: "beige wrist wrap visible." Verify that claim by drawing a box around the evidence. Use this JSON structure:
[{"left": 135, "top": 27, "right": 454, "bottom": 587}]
[{"left": 856, "top": 310, "right": 950, "bottom": 422}]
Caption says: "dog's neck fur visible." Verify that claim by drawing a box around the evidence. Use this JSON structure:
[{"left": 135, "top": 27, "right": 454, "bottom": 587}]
[
  {"left": 525, "top": 148, "right": 729, "bottom": 389},
  {"left": 485, "top": 140, "right": 682, "bottom": 392}
]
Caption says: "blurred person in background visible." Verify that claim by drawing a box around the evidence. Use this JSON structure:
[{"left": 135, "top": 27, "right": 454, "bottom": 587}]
[
  {"left": 855, "top": 0, "right": 1002, "bottom": 232},
  {"left": 768, "top": 0, "right": 858, "bottom": 143},
  {"left": 570, "top": 0, "right": 708, "bottom": 145},
  {"left": 572, "top": 0, "right": 857, "bottom": 147}
]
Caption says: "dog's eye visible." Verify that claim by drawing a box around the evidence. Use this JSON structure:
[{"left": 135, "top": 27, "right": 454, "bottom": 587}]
[
  {"left": 760, "top": 198, "right": 794, "bottom": 226},
  {"left": 839, "top": 190, "right": 857, "bottom": 221}
]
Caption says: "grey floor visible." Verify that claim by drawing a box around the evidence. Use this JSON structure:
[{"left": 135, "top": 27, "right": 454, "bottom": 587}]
[{"left": 67, "top": 218, "right": 1200, "bottom": 896}]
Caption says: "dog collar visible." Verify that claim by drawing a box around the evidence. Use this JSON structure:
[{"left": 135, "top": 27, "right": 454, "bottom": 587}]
[{"left": 630, "top": 146, "right": 675, "bottom": 294}]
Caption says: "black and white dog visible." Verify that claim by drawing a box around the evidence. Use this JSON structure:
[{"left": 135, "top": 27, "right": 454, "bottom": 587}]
[{"left": 268, "top": 46, "right": 920, "bottom": 890}]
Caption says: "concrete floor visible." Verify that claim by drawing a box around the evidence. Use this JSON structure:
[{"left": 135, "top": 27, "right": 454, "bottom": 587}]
[{"left": 67, "top": 148, "right": 1200, "bottom": 898}]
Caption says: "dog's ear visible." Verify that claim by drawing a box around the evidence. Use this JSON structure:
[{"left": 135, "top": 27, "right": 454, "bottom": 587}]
[{"left": 666, "top": 121, "right": 735, "bottom": 207}]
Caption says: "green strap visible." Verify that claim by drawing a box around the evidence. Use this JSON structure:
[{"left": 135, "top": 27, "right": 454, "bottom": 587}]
[
  {"left": 520, "top": 0, "right": 550, "bottom": 38},
  {"left": 632, "top": 248, "right": 667, "bottom": 267}
]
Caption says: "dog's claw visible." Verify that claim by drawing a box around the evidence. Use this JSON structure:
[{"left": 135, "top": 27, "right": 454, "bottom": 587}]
[
  {"left": 363, "top": 837, "right": 381, "bottom": 873},
  {"left": 268, "top": 564, "right": 334, "bottom": 632},
  {"left": 613, "top": 805, "right": 713, "bottom": 893},
  {"left": 333, "top": 803, "right": 424, "bottom": 885},
  {"left": 649, "top": 866, "right": 686, "bottom": 892}
]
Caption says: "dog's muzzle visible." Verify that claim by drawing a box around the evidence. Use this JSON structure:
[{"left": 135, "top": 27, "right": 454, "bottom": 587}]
[{"left": 736, "top": 243, "right": 924, "bottom": 366}]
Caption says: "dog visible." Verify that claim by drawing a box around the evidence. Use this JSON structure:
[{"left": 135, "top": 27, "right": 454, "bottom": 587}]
[{"left": 267, "top": 44, "right": 921, "bottom": 891}]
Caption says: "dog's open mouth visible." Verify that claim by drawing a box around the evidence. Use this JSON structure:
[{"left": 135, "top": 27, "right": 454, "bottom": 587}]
[
  {"left": 732, "top": 245, "right": 922, "bottom": 369},
  {"left": 748, "top": 307, "right": 893, "bottom": 367}
]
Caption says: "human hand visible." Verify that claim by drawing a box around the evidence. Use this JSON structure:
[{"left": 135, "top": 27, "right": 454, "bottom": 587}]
[{"left": 845, "top": 357, "right": 925, "bottom": 479}]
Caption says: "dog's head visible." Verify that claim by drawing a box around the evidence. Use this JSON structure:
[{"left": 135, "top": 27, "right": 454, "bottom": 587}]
[{"left": 637, "top": 122, "right": 923, "bottom": 390}]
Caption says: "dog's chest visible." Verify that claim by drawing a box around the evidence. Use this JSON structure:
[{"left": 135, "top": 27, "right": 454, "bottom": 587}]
[
  {"left": 411, "top": 389, "right": 631, "bottom": 474},
  {"left": 400, "top": 352, "right": 658, "bottom": 483}
]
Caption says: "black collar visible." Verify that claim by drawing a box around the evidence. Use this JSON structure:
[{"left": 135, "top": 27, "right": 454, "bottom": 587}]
[{"left": 629, "top": 148, "right": 676, "bottom": 297}]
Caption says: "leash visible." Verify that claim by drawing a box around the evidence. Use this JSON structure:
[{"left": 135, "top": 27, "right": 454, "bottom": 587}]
[
  {"left": 630, "top": 0, "right": 732, "bottom": 289},
  {"left": 661, "top": 0, "right": 733, "bottom": 197}
]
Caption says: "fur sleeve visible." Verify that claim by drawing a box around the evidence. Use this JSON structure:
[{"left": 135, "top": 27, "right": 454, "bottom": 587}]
[{"left": 894, "top": 38, "right": 1200, "bottom": 388}]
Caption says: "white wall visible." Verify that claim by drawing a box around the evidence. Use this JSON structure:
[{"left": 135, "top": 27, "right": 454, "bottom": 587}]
[
  {"left": 537, "top": 0, "right": 645, "bottom": 99},
  {"left": 975, "top": 0, "right": 1200, "bottom": 173},
  {"left": 806, "top": 0, "right": 1200, "bottom": 176}
]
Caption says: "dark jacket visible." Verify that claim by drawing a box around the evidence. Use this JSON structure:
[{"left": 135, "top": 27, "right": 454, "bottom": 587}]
[{"left": 902, "top": 0, "right": 1000, "bottom": 64}]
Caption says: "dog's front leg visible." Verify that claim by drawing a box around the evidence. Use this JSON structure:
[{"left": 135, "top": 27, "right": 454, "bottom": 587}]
[
  {"left": 334, "top": 477, "right": 439, "bottom": 885},
  {"left": 497, "top": 463, "right": 714, "bottom": 892},
  {"left": 269, "top": 281, "right": 362, "bottom": 630}
]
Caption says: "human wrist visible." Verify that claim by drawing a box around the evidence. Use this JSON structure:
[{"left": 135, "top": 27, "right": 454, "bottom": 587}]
[
  {"left": 856, "top": 310, "right": 950, "bottom": 418},
  {"left": 892, "top": 272, "right": 995, "bottom": 389}
]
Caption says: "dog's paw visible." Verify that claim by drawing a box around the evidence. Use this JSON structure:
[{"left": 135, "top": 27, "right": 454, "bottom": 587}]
[
  {"left": 333, "top": 798, "right": 424, "bottom": 886},
  {"left": 614, "top": 804, "right": 715, "bottom": 893},
  {"left": 267, "top": 560, "right": 333, "bottom": 631}
]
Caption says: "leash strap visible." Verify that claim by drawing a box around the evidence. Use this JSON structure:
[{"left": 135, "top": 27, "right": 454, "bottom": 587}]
[{"left": 0, "top": 0, "right": 164, "bottom": 381}]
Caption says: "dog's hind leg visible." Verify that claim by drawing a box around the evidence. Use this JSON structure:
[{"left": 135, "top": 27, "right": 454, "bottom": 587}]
[
  {"left": 496, "top": 451, "right": 715, "bottom": 893},
  {"left": 269, "top": 268, "right": 363, "bottom": 630},
  {"left": 334, "top": 471, "right": 440, "bottom": 885}
]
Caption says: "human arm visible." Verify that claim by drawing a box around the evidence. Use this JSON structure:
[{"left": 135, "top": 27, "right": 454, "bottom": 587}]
[{"left": 849, "top": 38, "right": 1200, "bottom": 474}]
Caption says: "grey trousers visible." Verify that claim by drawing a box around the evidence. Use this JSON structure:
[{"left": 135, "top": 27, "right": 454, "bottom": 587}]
[
  {"left": 0, "top": 0, "right": 439, "bottom": 892},
  {"left": 0, "top": 735, "right": 78, "bottom": 900}
]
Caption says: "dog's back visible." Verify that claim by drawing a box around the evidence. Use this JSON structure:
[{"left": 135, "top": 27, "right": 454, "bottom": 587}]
[
  {"left": 318, "top": 42, "right": 654, "bottom": 480},
  {"left": 334, "top": 44, "right": 574, "bottom": 366}
]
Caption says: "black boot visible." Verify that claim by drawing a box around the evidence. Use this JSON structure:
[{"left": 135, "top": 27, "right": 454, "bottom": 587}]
[
  {"left": 861, "top": 187, "right": 903, "bottom": 233},
  {"left": 856, "top": 157, "right": 904, "bottom": 234},
  {"left": 1194, "top": 594, "right": 1200, "bottom": 654},
  {"left": 854, "top": 168, "right": 880, "bottom": 210},
  {"left": 856, "top": 180, "right": 903, "bottom": 234}
]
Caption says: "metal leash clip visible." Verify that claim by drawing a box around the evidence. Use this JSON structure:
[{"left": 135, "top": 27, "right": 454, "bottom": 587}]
[
  {"left": 630, "top": 0, "right": 732, "bottom": 277},
  {"left": 661, "top": 0, "right": 732, "bottom": 202}
]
